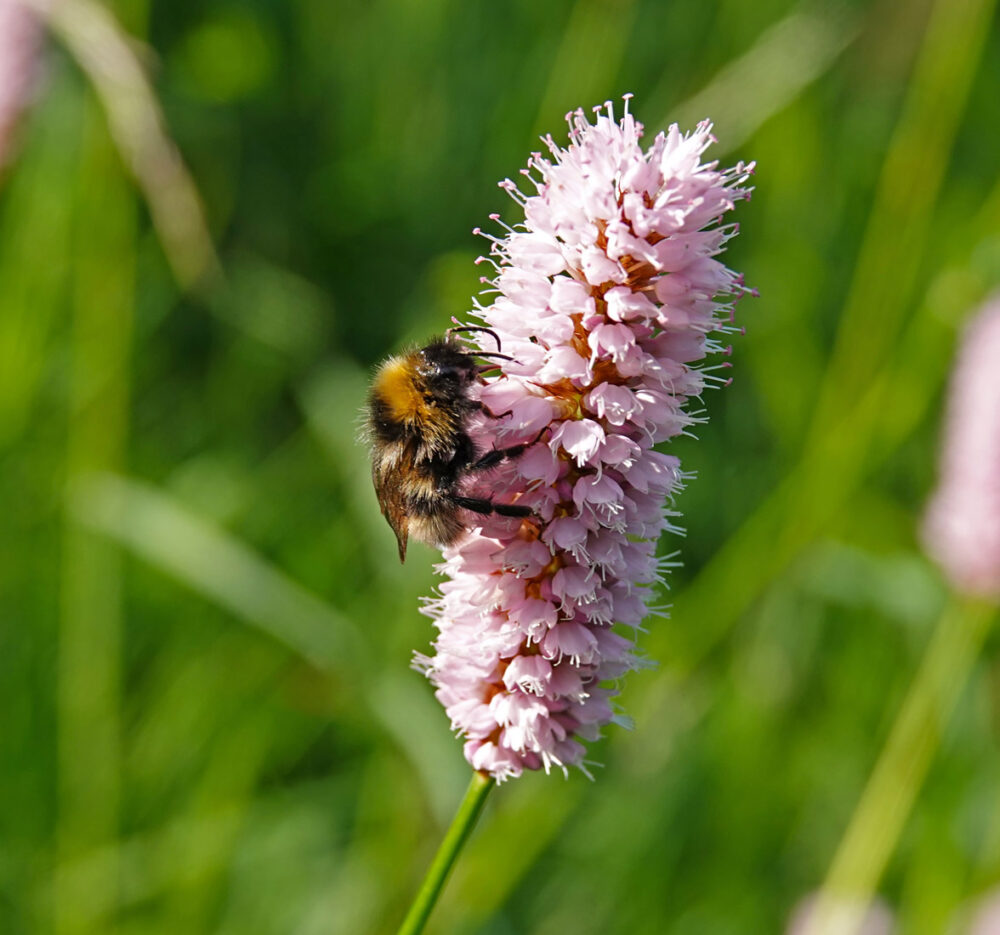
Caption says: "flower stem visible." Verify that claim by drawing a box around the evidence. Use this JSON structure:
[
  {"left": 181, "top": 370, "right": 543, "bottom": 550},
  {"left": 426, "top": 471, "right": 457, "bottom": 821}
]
[
  {"left": 396, "top": 770, "right": 494, "bottom": 935},
  {"left": 803, "top": 595, "right": 996, "bottom": 935}
]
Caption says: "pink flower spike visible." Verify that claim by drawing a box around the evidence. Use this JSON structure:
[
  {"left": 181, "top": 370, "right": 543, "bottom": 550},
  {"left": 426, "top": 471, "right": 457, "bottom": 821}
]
[
  {"left": 923, "top": 295, "right": 1000, "bottom": 598},
  {"left": 417, "top": 97, "right": 754, "bottom": 780}
]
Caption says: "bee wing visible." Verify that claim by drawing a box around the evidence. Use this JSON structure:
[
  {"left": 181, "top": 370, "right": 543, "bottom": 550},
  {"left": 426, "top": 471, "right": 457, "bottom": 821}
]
[{"left": 372, "top": 457, "right": 410, "bottom": 562}]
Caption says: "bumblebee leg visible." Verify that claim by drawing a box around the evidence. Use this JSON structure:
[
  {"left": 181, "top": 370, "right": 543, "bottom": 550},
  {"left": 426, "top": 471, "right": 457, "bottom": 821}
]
[
  {"left": 471, "top": 426, "right": 548, "bottom": 472},
  {"left": 471, "top": 400, "right": 513, "bottom": 419},
  {"left": 449, "top": 494, "right": 533, "bottom": 518},
  {"left": 449, "top": 494, "right": 493, "bottom": 515},
  {"left": 492, "top": 501, "right": 534, "bottom": 518}
]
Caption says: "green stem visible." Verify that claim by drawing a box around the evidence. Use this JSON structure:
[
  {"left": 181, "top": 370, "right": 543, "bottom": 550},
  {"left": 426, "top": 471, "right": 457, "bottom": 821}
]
[
  {"left": 804, "top": 596, "right": 996, "bottom": 935},
  {"left": 397, "top": 771, "right": 494, "bottom": 935}
]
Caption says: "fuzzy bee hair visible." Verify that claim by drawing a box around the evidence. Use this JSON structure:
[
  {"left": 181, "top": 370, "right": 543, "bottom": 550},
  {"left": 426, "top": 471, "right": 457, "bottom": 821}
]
[{"left": 366, "top": 333, "right": 533, "bottom": 561}]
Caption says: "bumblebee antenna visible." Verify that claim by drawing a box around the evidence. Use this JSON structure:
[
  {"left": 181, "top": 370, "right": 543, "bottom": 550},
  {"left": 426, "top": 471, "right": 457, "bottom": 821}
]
[
  {"left": 474, "top": 351, "right": 514, "bottom": 362},
  {"left": 476, "top": 351, "right": 516, "bottom": 375},
  {"left": 447, "top": 324, "right": 503, "bottom": 351}
]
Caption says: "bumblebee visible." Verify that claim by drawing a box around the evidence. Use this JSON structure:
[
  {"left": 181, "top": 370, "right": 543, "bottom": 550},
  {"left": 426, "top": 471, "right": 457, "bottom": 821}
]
[{"left": 367, "top": 328, "right": 534, "bottom": 561}]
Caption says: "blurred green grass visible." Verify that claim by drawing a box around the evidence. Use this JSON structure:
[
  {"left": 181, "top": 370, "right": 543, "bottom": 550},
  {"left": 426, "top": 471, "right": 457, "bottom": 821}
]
[{"left": 3, "top": 0, "right": 1000, "bottom": 933}]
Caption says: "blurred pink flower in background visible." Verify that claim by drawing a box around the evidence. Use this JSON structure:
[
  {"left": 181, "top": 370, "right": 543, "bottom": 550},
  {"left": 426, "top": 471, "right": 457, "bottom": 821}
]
[
  {"left": 786, "top": 894, "right": 896, "bottom": 935},
  {"left": 965, "top": 889, "right": 1000, "bottom": 934},
  {"left": 922, "top": 295, "right": 1000, "bottom": 598},
  {"left": 0, "top": 0, "right": 43, "bottom": 169},
  {"left": 416, "top": 98, "right": 754, "bottom": 780}
]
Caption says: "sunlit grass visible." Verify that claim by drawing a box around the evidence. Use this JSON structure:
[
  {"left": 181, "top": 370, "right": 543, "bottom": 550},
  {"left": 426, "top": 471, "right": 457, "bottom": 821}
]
[
  {"left": 805, "top": 598, "right": 996, "bottom": 935},
  {"left": 56, "top": 97, "right": 134, "bottom": 935}
]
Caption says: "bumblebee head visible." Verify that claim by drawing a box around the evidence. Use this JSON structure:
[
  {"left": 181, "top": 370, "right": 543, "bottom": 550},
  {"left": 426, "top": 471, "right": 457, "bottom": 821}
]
[
  {"left": 369, "top": 336, "right": 480, "bottom": 428},
  {"left": 416, "top": 338, "right": 478, "bottom": 401}
]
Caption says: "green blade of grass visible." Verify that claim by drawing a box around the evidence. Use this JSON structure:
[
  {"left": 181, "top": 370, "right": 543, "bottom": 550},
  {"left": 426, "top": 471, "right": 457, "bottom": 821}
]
[
  {"left": 0, "top": 76, "right": 77, "bottom": 448},
  {"left": 803, "top": 598, "right": 996, "bottom": 935},
  {"left": 68, "top": 471, "right": 365, "bottom": 671},
  {"left": 644, "top": 0, "right": 999, "bottom": 680},
  {"left": 805, "top": 0, "right": 997, "bottom": 449},
  {"left": 531, "top": 0, "right": 638, "bottom": 137},
  {"left": 56, "top": 96, "right": 134, "bottom": 935},
  {"left": 667, "top": 0, "right": 860, "bottom": 149},
  {"left": 29, "top": 0, "right": 220, "bottom": 291}
]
